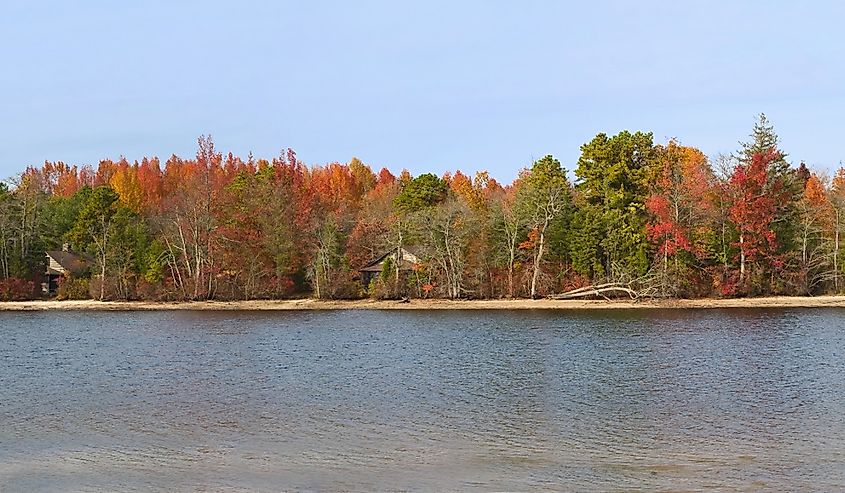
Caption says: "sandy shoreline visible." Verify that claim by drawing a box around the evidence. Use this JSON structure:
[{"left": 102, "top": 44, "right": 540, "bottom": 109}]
[{"left": 3, "top": 296, "right": 845, "bottom": 311}]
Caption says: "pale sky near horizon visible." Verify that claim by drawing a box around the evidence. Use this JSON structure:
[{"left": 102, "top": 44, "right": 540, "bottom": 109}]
[{"left": 2, "top": 1, "right": 843, "bottom": 182}]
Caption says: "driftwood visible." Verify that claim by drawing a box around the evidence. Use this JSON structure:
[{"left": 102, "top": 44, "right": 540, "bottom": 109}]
[{"left": 549, "top": 282, "right": 640, "bottom": 301}]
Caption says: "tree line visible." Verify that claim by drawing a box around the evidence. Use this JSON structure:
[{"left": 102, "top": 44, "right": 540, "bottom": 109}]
[{"left": 2, "top": 115, "right": 844, "bottom": 301}]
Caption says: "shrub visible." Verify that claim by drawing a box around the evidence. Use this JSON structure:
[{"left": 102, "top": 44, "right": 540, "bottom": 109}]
[
  {"left": 135, "top": 279, "right": 168, "bottom": 301},
  {"left": 56, "top": 277, "right": 91, "bottom": 300},
  {"left": 0, "top": 278, "right": 35, "bottom": 301}
]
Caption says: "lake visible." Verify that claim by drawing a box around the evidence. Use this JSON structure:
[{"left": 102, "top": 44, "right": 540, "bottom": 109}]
[{"left": 1, "top": 309, "right": 844, "bottom": 491}]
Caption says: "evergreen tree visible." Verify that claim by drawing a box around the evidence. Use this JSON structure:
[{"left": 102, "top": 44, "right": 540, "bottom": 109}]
[
  {"left": 573, "top": 131, "right": 657, "bottom": 280},
  {"left": 738, "top": 114, "right": 789, "bottom": 174},
  {"left": 736, "top": 113, "right": 798, "bottom": 279},
  {"left": 70, "top": 186, "right": 121, "bottom": 300},
  {"left": 394, "top": 173, "right": 447, "bottom": 214}
]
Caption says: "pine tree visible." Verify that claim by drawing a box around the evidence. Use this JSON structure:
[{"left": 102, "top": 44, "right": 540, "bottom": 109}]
[
  {"left": 574, "top": 131, "right": 656, "bottom": 280},
  {"left": 737, "top": 113, "right": 799, "bottom": 277},
  {"left": 738, "top": 114, "right": 789, "bottom": 177}
]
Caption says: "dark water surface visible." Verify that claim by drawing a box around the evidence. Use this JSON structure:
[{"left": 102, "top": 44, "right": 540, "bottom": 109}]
[{"left": 1, "top": 309, "right": 844, "bottom": 491}]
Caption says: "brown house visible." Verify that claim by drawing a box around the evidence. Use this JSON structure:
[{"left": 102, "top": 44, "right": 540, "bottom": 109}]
[
  {"left": 358, "top": 247, "right": 421, "bottom": 287},
  {"left": 44, "top": 246, "right": 91, "bottom": 295}
]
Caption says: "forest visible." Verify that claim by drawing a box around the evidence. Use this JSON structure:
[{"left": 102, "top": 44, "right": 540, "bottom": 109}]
[{"left": 2, "top": 114, "right": 844, "bottom": 302}]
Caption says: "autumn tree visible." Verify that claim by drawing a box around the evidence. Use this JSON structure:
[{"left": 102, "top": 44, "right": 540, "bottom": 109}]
[
  {"left": 794, "top": 174, "right": 833, "bottom": 294},
  {"left": 110, "top": 158, "right": 143, "bottom": 213},
  {"left": 645, "top": 141, "right": 714, "bottom": 296},
  {"left": 738, "top": 114, "right": 800, "bottom": 264},
  {"left": 215, "top": 151, "right": 311, "bottom": 299},
  {"left": 489, "top": 184, "right": 525, "bottom": 297},
  {"left": 305, "top": 159, "right": 376, "bottom": 299},
  {"left": 137, "top": 157, "right": 163, "bottom": 213},
  {"left": 347, "top": 168, "right": 400, "bottom": 272},
  {"left": 726, "top": 150, "right": 789, "bottom": 293},
  {"left": 157, "top": 136, "right": 224, "bottom": 299},
  {"left": 5, "top": 126, "right": 845, "bottom": 302},
  {"left": 446, "top": 171, "right": 497, "bottom": 297}
]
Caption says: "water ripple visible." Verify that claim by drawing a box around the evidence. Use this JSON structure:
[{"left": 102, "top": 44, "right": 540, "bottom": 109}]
[{"left": 1, "top": 309, "right": 844, "bottom": 491}]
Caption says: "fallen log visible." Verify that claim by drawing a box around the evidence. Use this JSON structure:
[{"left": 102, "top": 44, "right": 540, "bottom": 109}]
[
  {"left": 552, "top": 282, "right": 628, "bottom": 297},
  {"left": 549, "top": 284, "right": 639, "bottom": 301}
]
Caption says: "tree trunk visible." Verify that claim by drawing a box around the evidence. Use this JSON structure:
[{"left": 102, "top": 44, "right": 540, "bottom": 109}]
[
  {"left": 100, "top": 253, "right": 106, "bottom": 301},
  {"left": 505, "top": 224, "right": 517, "bottom": 298},
  {"left": 835, "top": 213, "right": 840, "bottom": 292},
  {"left": 0, "top": 225, "right": 8, "bottom": 279},
  {"left": 530, "top": 229, "right": 545, "bottom": 299},
  {"left": 99, "top": 216, "right": 108, "bottom": 301},
  {"left": 802, "top": 226, "right": 808, "bottom": 267},
  {"left": 507, "top": 257, "right": 514, "bottom": 298},
  {"left": 550, "top": 283, "right": 639, "bottom": 300},
  {"left": 395, "top": 224, "right": 402, "bottom": 299},
  {"left": 663, "top": 236, "right": 669, "bottom": 295},
  {"left": 739, "top": 232, "right": 746, "bottom": 282}
]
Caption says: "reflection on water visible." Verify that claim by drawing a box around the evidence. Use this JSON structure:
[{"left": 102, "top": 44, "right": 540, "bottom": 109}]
[{"left": 1, "top": 309, "right": 844, "bottom": 491}]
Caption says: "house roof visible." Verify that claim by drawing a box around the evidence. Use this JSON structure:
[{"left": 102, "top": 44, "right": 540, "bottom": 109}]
[
  {"left": 359, "top": 247, "right": 420, "bottom": 272},
  {"left": 46, "top": 250, "right": 92, "bottom": 275}
]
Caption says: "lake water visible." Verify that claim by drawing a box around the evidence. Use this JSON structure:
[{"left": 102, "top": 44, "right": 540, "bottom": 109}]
[{"left": 1, "top": 309, "right": 844, "bottom": 491}]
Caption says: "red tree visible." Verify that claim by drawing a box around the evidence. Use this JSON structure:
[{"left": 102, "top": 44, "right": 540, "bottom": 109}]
[{"left": 727, "top": 150, "right": 786, "bottom": 287}]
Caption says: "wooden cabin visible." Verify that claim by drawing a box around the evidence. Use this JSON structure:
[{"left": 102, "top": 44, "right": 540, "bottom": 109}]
[
  {"left": 43, "top": 246, "right": 91, "bottom": 295},
  {"left": 358, "top": 247, "right": 421, "bottom": 287}
]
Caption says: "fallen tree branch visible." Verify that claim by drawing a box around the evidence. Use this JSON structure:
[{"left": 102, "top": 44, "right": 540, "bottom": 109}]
[
  {"left": 552, "top": 282, "right": 628, "bottom": 297},
  {"left": 549, "top": 284, "right": 639, "bottom": 300}
]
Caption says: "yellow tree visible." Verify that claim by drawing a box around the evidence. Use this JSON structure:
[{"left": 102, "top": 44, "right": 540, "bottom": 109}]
[
  {"left": 795, "top": 174, "right": 833, "bottom": 293},
  {"left": 110, "top": 161, "right": 143, "bottom": 213}
]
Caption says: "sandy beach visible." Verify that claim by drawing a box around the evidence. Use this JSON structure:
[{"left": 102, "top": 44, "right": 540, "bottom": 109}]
[{"left": 3, "top": 296, "right": 845, "bottom": 311}]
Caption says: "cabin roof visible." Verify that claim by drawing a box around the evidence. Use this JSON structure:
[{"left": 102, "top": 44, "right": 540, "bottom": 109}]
[
  {"left": 46, "top": 250, "right": 92, "bottom": 275},
  {"left": 359, "top": 247, "right": 420, "bottom": 272}
]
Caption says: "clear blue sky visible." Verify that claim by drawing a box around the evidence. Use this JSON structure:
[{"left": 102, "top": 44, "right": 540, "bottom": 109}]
[{"left": 2, "top": 1, "right": 843, "bottom": 182}]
